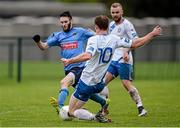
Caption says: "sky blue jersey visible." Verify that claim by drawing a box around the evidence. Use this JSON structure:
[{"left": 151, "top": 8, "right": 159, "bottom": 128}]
[{"left": 46, "top": 27, "right": 94, "bottom": 71}]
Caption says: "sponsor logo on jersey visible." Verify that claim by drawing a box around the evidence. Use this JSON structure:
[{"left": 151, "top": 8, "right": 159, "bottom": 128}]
[
  {"left": 132, "top": 32, "right": 137, "bottom": 37},
  {"left": 61, "top": 42, "right": 78, "bottom": 50}
]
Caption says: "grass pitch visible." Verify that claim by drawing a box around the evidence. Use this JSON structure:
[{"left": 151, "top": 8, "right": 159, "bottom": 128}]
[{"left": 0, "top": 61, "right": 180, "bottom": 127}]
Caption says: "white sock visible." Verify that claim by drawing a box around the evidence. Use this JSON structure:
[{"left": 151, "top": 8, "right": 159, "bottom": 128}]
[
  {"left": 74, "top": 109, "right": 95, "bottom": 121},
  {"left": 99, "top": 86, "right": 109, "bottom": 99},
  {"left": 129, "top": 86, "right": 143, "bottom": 107}
]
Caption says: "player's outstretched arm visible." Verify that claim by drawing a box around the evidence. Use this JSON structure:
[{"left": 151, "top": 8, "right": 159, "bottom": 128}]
[
  {"left": 32, "top": 34, "right": 49, "bottom": 50},
  {"left": 61, "top": 52, "right": 92, "bottom": 66},
  {"left": 131, "top": 26, "right": 162, "bottom": 49}
]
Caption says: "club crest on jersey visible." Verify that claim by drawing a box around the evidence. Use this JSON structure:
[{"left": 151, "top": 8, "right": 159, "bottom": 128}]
[
  {"left": 117, "top": 28, "right": 121, "bottom": 33},
  {"left": 124, "top": 38, "right": 130, "bottom": 43},
  {"left": 60, "top": 42, "right": 78, "bottom": 50},
  {"left": 72, "top": 32, "right": 77, "bottom": 36}
]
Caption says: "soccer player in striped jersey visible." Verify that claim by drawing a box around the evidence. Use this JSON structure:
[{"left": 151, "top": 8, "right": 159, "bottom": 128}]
[
  {"left": 61, "top": 15, "right": 161, "bottom": 122},
  {"left": 32, "top": 11, "right": 109, "bottom": 116},
  {"left": 102, "top": 3, "right": 147, "bottom": 116}
]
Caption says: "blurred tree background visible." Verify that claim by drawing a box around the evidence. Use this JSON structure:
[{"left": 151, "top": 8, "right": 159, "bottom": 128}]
[{"left": 56, "top": 0, "right": 180, "bottom": 18}]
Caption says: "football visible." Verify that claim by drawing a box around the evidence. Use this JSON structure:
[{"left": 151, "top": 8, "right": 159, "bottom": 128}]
[{"left": 59, "top": 105, "right": 73, "bottom": 121}]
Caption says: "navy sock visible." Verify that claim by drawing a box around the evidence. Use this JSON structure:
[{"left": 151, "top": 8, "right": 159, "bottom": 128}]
[{"left": 90, "top": 94, "right": 106, "bottom": 107}]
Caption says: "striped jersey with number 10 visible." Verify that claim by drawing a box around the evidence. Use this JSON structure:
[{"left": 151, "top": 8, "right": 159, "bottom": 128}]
[{"left": 80, "top": 34, "right": 132, "bottom": 86}]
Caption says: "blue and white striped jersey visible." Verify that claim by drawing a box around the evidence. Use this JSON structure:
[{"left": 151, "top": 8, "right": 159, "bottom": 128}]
[
  {"left": 80, "top": 34, "right": 132, "bottom": 86},
  {"left": 109, "top": 18, "right": 138, "bottom": 65}
]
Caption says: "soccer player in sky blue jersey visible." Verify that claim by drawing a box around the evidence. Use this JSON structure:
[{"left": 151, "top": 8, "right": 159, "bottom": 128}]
[
  {"left": 102, "top": 3, "right": 147, "bottom": 116},
  {"left": 32, "top": 11, "right": 109, "bottom": 115},
  {"left": 61, "top": 15, "right": 161, "bottom": 122}
]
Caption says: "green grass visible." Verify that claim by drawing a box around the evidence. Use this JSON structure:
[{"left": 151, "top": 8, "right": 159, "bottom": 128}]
[{"left": 0, "top": 61, "right": 180, "bottom": 127}]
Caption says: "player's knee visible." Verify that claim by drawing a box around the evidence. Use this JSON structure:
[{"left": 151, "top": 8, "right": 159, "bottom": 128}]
[
  {"left": 105, "top": 72, "right": 114, "bottom": 84},
  {"left": 122, "top": 79, "right": 128, "bottom": 85},
  {"left": 60, "top": 80, "right": 68, "bottom": 88},
  {"left": 122, "top": 80, "right": 132, "bottom": 90}
]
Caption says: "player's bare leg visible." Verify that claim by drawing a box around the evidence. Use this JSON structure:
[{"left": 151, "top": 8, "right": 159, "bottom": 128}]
[
  {"left": 68, "top": 95, "right": 85, "bottom": 117},
  {"left": 68, "top": 96, "right": 99, "bottom": 121},
  {"left": 50, "top": 72, "right": 75, "bottom": 114},
  {"left": 68, "top": 95, "right": 111, "bottom": 123},
  {"left": 122, "top": 80, "right": 147, "bottom": 116},
  {"left": 58, "top": 72, "right": 75, "bottom": 108},
  {"left": 105, "top": 71, "right": 147, "bottom": 117},
  {"left": 105, "top": 72, "right": 115, "bottom": 85}
]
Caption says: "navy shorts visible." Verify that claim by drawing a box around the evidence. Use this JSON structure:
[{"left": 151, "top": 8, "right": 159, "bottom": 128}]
[
  {"left": 73, "top": 80, "right": 105, "bottom": 102},
  {"left": 107, "top": 61, "right": 133, "bottom": 81},
  {"left": 65, "top": 67, "right": 84, "bottom": 88}
]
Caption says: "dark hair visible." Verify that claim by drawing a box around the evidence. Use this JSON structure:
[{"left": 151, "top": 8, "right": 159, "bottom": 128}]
[
  {"left": 95, "top": 15, "right": 109, "bottom": 30},
  {"left": 59, "top": 11, "right": 72, "bottom": 19}
]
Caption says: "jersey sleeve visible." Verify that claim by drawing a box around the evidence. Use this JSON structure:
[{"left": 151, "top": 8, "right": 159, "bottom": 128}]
[
  {"left": 46, "top": 32, "right": 59, "bottom": 47},
  {"left": 116, "top": 36, "right": 132, "bottom": 48},
  {"left": 85, "top": 37, "right": 97, "bottom": 56},
  {"left": 125, "top": 21, "right": 138, "bottom": 40},
  {"left": 82, "top": 28, "right": 94, "bottom": 39}
]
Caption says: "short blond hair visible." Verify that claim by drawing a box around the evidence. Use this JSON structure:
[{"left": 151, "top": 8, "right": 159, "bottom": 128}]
[{"left": 111, "top": 3, "right": 122, "bottom": 8}]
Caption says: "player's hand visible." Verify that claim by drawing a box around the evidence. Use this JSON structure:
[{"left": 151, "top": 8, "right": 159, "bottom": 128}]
[
  {"left": 61, "top": 58, "right": 70, "bottom": 66},
  {"left": 123, "top": 52, "right": 129, "bottom": 62},
  {"left": 151, "top": 25, "right": 162, "bottom": 37},
  {"left": 32, "top": 34, "right": 41, "bottom": 43}
]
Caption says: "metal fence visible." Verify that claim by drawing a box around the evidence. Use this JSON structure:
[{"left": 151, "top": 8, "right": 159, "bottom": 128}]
[
  {"left": 0, "top": 36, "right": 180, "bottom": 82},
  {"left": 1, "top": 17, "right": 180, "bottom": 82}
]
